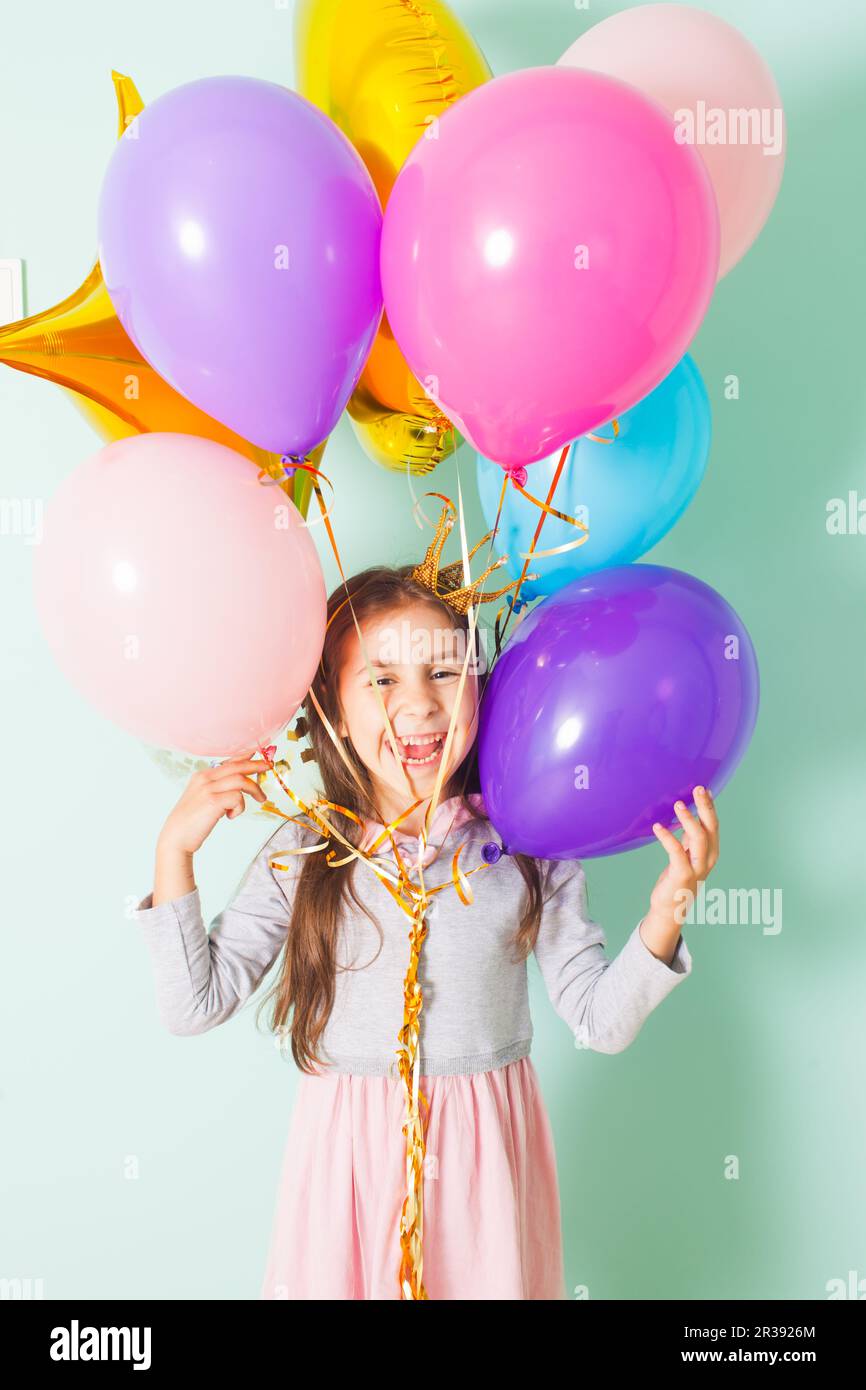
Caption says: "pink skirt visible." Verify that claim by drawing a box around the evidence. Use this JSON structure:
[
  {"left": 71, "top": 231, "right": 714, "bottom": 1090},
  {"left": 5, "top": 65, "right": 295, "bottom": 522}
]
[{"left": 259, "top": 1055, "right": 567, "bottom": 1300}]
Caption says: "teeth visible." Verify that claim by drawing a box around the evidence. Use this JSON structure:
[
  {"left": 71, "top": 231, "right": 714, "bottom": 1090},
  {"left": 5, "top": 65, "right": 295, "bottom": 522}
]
[
  {"left": 404, "top": 747, "right": 441, "bottom": 765},
  {"left": 391, "top": 734, "right": 444, "bottom": 765}
]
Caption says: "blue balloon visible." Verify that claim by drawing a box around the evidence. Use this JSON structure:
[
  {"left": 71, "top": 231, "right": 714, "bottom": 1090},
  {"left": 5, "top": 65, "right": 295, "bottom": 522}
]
[{"left": 475, "top": 354, "right": 711, "bottom": 600}]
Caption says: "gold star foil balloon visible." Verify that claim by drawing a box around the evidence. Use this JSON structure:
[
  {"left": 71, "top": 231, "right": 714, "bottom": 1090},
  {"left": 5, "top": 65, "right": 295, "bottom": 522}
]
[
  {"left": 0, "top": 70, "right": 318, "bottom": 516},
  {"left": 294, "top": 0, "right": 492, "bottom": 475}
]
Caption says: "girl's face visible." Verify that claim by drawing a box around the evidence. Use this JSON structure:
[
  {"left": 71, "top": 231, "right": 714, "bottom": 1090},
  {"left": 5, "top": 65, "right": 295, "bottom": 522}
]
[{"left": 335, "top": 601, "right": 480, "bottom": 820}]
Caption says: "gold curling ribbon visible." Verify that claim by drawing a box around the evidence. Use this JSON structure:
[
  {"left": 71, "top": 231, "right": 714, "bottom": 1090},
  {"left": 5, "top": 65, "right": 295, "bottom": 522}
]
[
  {"left": 408, "top": 427, "right": 591, "bottom": 666},
  {"left": 256, "top": 453, "right": 337, "bottom": 530},
  {"left": 396, "top": 893, "right": 429, "bottom": 1297},
  {"left": 491, "top": 443, "right": 589, "bottom": 661},
  {"left": 586, "top": 417, "right": 620, "bottom": 445}
]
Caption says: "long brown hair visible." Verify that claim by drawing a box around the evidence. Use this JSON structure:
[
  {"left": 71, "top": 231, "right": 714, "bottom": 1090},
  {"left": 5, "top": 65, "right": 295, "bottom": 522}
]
[{"left": 255, "top": 564, "right": 544, "bottom": 1073}]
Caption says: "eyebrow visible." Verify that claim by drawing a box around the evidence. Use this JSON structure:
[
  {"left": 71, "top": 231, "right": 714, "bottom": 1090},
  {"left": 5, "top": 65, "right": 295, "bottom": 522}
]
[
  {"left": 354, "top": 657, "right": 462, "bottom": 677},
  {"left": 355, "top": 659, "right": 394, "bottom": 675}
]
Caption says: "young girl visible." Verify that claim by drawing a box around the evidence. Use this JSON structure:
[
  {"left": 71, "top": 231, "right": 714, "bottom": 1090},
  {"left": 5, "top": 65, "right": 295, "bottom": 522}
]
[{"left": 133, "top": 561, "right": 719, "bottom": 1301}]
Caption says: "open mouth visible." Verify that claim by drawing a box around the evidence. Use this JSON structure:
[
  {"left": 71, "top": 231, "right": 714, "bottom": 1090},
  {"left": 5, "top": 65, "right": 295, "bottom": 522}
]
[{"left": 388, "top": 733, "right": 447, "bottom": 767}]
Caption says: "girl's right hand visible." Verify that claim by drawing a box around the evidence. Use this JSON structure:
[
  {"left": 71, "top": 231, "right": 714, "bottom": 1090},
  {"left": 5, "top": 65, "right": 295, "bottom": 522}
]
[{"left": 157, "top": 748, "right": 270, "bottom": 857}]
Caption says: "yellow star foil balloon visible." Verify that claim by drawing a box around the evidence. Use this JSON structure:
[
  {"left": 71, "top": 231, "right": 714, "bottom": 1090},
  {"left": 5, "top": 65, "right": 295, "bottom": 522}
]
[
  {"left": 294, "top": 0, "right": 492, "bottom": 475},
  {"left": 0, "top": 70, "right": 319, "bottom": 517}
]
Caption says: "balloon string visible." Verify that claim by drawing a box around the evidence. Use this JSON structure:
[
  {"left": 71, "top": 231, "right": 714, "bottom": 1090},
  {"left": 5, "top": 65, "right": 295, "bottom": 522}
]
[
  {"left": 508, "top": 475, "right": 589, "bottom": 559},
  {"left": 586, "top": 417, "right": 620, "bottom": 445},
  {"left": 493, "top": 443, "right": 571, "bottom": 659},
  {"left": 256, "top": 454, "right": 337, "bottom": 530}
]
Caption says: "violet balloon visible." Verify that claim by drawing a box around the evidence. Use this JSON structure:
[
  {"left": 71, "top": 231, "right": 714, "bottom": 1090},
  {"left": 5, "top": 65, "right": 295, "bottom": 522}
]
[
  {"left": 98, "top": 76, "right": 383, "bottom": 457},
  {"left": 31, "top": 433, "right": 327, "bottom": 757},
  {"left": 478, "top": 565, "right": 759, "bottom": 858}
]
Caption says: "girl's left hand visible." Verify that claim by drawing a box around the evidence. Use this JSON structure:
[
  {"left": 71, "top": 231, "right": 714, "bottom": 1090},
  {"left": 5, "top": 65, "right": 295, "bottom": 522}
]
[{"left": 649, "top": 786, "right": 720, "bottom": 924}]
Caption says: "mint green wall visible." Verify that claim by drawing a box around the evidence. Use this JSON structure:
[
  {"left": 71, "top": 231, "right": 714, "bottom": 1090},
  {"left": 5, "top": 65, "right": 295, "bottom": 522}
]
[{"left": 1, "top": 1, "right": 863, "bottom": 1300}]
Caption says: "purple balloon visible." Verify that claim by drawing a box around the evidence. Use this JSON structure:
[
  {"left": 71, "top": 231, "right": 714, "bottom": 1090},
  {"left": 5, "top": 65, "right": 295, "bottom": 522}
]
[
  {"left": 478, "top": 565, "right": 759, "bottom": 858},
  {"left": 97, "top": 76, "right": 383, "bottom": 456}
]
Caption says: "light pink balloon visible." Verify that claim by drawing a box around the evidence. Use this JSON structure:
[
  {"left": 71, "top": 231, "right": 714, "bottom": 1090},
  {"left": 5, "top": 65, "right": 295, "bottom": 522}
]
[
  {"left": 381, "top": 65, "right": 719, "bottom": 470},
  {"left": 558, "top": 3, "right": 786, "bottom": 279},
  {"left": 32, "top": 433, "right": 327, "bottom": 756}
]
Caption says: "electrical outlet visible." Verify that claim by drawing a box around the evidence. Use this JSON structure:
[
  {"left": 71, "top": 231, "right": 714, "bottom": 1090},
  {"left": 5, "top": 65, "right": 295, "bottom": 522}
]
[{"left": 0, "top": 258, "right": 24, "bottom": 325}]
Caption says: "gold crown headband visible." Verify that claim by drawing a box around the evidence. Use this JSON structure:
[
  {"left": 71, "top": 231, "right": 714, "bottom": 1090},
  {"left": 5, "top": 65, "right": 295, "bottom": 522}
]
[{"left": 410, "top": 501, "right": 527, "bottom": 616}]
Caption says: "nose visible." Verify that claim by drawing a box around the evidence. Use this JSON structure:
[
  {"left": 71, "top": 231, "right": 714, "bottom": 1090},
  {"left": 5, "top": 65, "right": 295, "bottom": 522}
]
[{"left": 392, "top": 674, "right": 441, "bottom": 723}]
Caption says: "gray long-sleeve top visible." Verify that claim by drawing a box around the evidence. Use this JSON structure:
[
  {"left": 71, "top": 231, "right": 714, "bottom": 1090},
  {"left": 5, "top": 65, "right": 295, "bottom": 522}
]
[{"left": 132, "top": 811, "right": 693, "bottom": 1076}]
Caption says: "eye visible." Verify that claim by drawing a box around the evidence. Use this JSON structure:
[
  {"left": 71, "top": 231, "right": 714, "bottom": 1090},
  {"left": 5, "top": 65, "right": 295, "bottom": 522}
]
[
  {"left": 373, "top": 676, "right": 394, "bottom": 686},
  {"left": 432, "top": 668, "right": 458, "bottom": 680}
]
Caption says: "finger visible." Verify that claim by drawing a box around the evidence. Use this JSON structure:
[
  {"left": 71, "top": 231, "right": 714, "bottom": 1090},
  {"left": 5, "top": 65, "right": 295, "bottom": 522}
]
[
  {"left": 203, "top": 750, "right": 254, "bottom": 776},
  {"left": 217, "top": 792, "right": 246, "bottom": 820},
  {"left": 652, "top": 820, "right": 691, "bottom": 867},
  {"left": 693, "top": 785, "right": 719, "bottom": 834},
  {"left": 672, "top": 798, "right": 709, "bottom": 873},
  {"left": 207, "top": 773, "right": 267, "bottom": 803},
  {"left": 216, "top": 748, "right": 258, "bottom": 766},
  {"left": 694, "top": 786, "right": 720, "bottom": 865},
  {"left": 209, "top": 759, "right": 272, "bottom": 781},
  {"left": 216, "top": 774, "right": 268, "bottom": 803}
]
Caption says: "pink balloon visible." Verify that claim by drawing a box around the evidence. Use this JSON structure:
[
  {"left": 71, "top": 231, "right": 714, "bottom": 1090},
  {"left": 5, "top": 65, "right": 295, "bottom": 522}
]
[
  {"left": 381, "top": 65, "right": 719, "bottom": 470},
  {"left": 32, "top": 433, "right": 327, "bottom": 756},
  {"left": 558, "top": 3, "right": 786, "bottom": 279}
]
